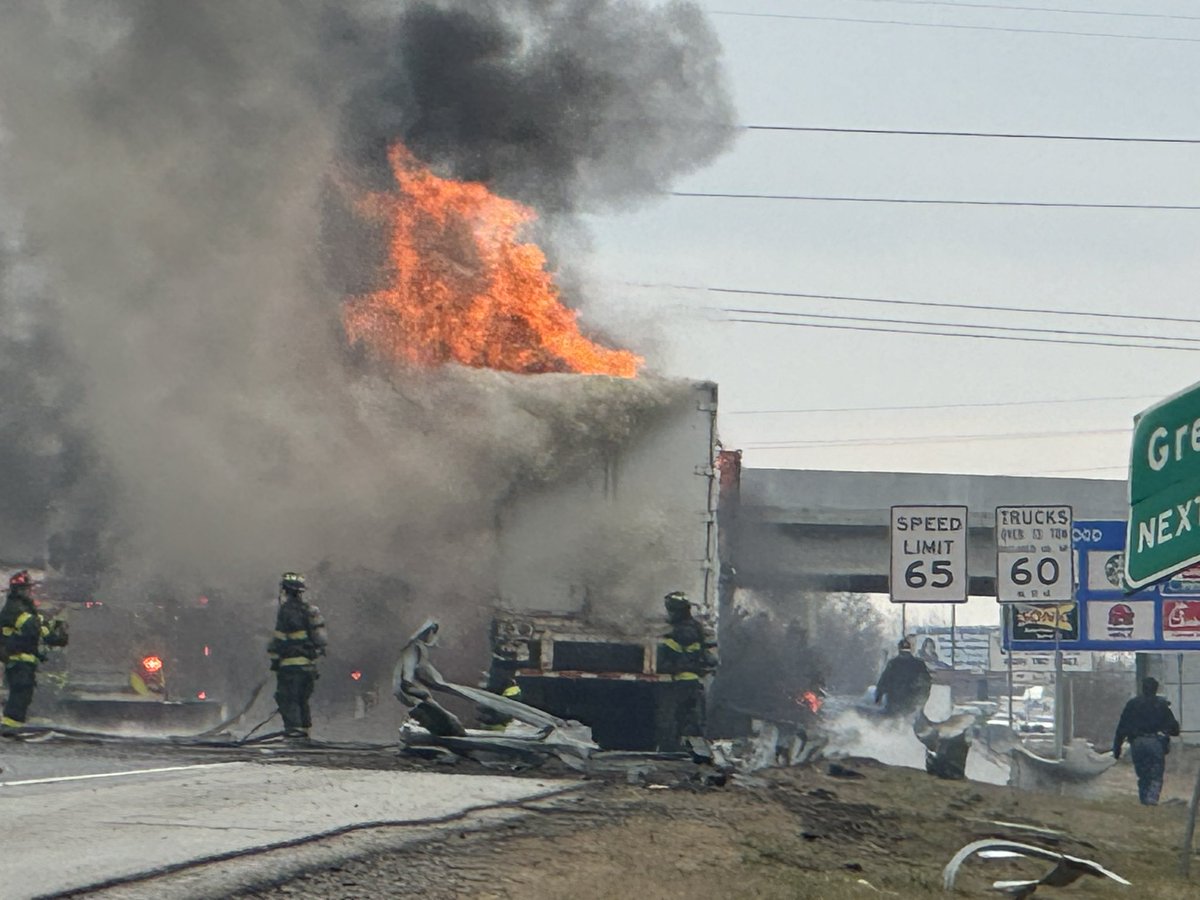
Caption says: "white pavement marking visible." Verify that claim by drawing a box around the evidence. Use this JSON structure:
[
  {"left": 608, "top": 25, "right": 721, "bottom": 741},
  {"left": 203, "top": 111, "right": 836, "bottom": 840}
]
[
  {"left": 0, "top": 762, "right": 578, "bottom": 900},
  {"left": 0, "top": 761, "right": 242, "bottom": 788}
]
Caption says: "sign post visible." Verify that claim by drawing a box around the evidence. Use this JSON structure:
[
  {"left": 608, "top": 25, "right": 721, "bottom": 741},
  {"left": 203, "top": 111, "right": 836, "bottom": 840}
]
[
  {"left": 1126, "top": 382, "right": 1200, "bottom": 588},
  {"left": 890, "top": 506, "right": 968, "bottom": 604}
]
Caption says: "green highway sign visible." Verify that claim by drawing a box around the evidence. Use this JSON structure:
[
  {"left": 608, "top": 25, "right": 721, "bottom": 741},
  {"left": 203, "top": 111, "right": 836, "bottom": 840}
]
[{"left": 1127, "top": 380, "right": 1200, "bottom": 588}]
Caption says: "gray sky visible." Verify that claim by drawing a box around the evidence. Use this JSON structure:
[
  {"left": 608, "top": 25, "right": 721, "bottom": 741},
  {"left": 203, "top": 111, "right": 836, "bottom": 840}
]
[{"left": 583, "top": 0, "right": 1200, "bottom": 481}]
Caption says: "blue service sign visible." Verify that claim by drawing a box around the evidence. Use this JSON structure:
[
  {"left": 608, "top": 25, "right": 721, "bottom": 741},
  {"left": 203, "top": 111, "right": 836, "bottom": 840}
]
[{"left": 1002, "top": 519, "right": 1200, "bottom": 651}]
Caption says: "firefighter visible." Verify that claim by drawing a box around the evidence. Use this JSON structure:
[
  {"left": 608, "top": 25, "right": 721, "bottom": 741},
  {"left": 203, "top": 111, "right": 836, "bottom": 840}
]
[
  {"left": 874, "top": 638, "right": 932, "bottom": 716},
  {"left": 392, "top": 619, "right": 466, "bottom": 737},
  {"left": 266, "top": 572, "right": 327, "bottom": 741},
  {"left": 477, "top": 672, "right": 522, "bottom": 731},
  {"left": 1, "top": 570, "right": 68, "bottom": 731},
  {"left": 656, "top": 590, "right": 716, "bottom": 751}
]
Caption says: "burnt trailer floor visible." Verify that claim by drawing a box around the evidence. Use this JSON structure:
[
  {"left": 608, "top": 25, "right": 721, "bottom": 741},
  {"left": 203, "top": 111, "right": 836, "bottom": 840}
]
[{"left": 516, "top": 676, "right": 681, "bottom": 751}]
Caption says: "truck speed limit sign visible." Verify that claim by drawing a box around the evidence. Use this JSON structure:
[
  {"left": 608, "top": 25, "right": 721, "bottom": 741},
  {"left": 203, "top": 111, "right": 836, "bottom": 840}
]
[
  {"left": 890, "top": 506, "right": 968, "bottom": 603},
  {"left": 995, "top": 505, "right": 1073, "bottom": 603}
]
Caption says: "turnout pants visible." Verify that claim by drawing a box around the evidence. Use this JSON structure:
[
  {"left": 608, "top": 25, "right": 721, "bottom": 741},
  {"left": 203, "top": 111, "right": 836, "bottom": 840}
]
[
  {"left": 1131, "top": 734, "right": 1167, "bottom": 805},
  {"left": 655, "top": 681, "right": 705, "bottom": 752},
  {"left": 3, "top": 661, "right": 37, "bottom": 726},
  {"left": 275, "top": 666, "right": 316, "bottom": 735}
]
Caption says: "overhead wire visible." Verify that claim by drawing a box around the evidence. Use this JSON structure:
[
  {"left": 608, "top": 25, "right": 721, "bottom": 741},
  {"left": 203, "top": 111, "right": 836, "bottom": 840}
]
[
  {"left": 725, "top": 395, "right": 1157, "bottom": 415},
  {"left": 741, "top": 427, "right": 1129, "bottom": 449},
  {"left": 846, "top": 0, "right": 1200, "bottom": 23},
  {"left": 704, "top": 285, "right": 1200, "bottom": 326},
  {"left": 724, "top": 305, "right": 1200, "bottom": 345},
  {"left": 742, "top": 124, "right": 1200, "bottom": 144},
  {"left": 707, "top": 9, "right": 1200, "bottom": 43},
  {"left": 671, "top": 191, "right": 1200, "bottom": 210},
  {"left": 727, "top": 316, "right": 1200, "bottom": 352}
]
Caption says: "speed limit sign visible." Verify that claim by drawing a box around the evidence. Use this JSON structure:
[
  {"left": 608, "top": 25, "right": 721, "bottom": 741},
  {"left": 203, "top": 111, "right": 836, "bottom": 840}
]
[
  {"left": 995, "top": 505, "right": 1073, "bottom": 603},
  {"left": 890, "top": 506, "right": 968, "bottom": 603}
]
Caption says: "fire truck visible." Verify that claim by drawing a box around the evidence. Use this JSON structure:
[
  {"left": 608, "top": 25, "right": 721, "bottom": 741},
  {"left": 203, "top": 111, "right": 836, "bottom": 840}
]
[
  {"left": 2, "top": 569, "right": 226, "bottom": 732},
  {"left": 486, "top": 380, "right": 721, "bottom": 750}
]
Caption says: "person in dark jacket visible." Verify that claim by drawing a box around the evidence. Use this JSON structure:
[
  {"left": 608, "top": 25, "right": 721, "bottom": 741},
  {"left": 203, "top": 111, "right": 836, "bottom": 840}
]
[
  {"left": 1, "top": 570, "right": 68, "bottom": 731},
  {"left": 874, "top": 638, "right": 932, "bottom": 716},
  {"left": 1113, "top": 677, "right": 1181, "bottom": 805},
  {"left": 266, "top": 572, "right": 327, "bottom": 740},
  {"left": 656, "top": 591, "right": 717, "bottom": 751}
]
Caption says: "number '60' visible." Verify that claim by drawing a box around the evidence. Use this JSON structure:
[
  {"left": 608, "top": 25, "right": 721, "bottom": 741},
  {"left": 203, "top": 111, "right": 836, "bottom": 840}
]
[{"left": 1010, "top": 556, "right": 1059, "bottom": 586}]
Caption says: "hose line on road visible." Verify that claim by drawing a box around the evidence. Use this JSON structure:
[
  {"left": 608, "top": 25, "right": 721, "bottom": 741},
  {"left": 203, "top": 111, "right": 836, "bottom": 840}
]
[{"left": 33, "top": 783, "right": 587, "bottom": 900}]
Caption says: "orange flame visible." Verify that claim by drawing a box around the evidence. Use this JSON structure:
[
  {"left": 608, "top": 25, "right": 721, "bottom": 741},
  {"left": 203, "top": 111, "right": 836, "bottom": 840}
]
[
  {"left": 798, "top": 690, "right": 822, "bottom": 714},
  {"left": 343, "top": 144, "right": 641, "bottom": 377}
]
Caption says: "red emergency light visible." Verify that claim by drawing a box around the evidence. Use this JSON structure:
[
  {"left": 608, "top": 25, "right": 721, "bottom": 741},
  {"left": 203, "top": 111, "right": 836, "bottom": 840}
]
[
  {"left": 141, "top": 655, "right": 164, "bottom": 673},
  {"left": 350, "top": 670, "right": 362, "bottom": 681}
]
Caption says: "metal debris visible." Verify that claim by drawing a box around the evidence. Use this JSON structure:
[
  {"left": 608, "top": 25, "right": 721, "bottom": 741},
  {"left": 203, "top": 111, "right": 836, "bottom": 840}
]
[
  {"left": 1009, "top": 739, "right": 1116, "bottom": 792},
  {"left": 913, "top": 710, "right": 974, "bottom": 780},
  {"left": 943, "top": 838, "right": 1130, "bottom": 897},
  {"left": 396, "top": 680, "right": 598, "bottom": 769}
]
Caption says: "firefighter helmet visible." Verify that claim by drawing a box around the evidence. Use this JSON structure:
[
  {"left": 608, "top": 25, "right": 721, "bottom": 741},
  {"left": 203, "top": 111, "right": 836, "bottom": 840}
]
[
  {"left": 664, "top": 590, "right": 690, "bottom": 610},
  {"left": 8, "top": 570, "right": 33, "bottom": 591},
  {"left": 280, "top": 572, "right": 307, "bottom": 593}
]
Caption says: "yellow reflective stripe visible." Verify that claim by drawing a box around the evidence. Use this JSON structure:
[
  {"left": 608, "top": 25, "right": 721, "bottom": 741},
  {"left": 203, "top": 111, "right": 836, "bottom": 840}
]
[
  {"left": 502, "top": 685, "right": 521, "bottom": 698},
  {"left": 661, "top": 638, "right": 684, "bottom": 653},
  {"left": 130, "top": 672, "right": 151, "bottom": 696},
  {"left": 1, "top": 716, "right": 24, "bottom": 727},
  {"left": 279, "top": 656, "right": 314, "bottom": 666},
  {"left": 673, "top": 672, "right": 701, "bottom": 681},
  {"left": 14, "top": 612, "right": 32, "bottom": 630},
  {"left": 273, "top": 630, "right": 309, "bottom": 640},
  {"left": 684, "top": 642, "right": 702, "bottom": 653},
  {"left": 7, "top": 653, "right": 39, "bottom": 664}
]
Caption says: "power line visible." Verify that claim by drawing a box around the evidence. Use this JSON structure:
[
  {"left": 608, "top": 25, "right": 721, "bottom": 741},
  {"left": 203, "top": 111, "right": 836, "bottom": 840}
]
[
  {"left": 742, "top": 426, "right": 1129, "bottom": 449},
  {"left": 704, "top": 286, "right": 1200, "bottom": 326},
  {"left": 708, "top": 9, "right": 1200, "bottom": 43},
  {"left": 628, "top": 282, "right": 1200, "bottom": 327},
  {"left": 728, "top": 316, "right": 1200, "bottom": 352},
  {"left": 850, "top": 0, "right": 1200, "bottom": 24},
  {"left": 1033, "top": 464, "right": 1128, "bottom": 475},
  {"left": 725, "top": 395, "right": 1157, "bottom": 415},
  {"left": 743, "top": 124, "right": 1200, "bottom": 144},
  {"left": 672, "top": 191, "right": 1200, "bottom": 210},
  {"left": 723, "top": 305, "right": 1200, "bottom": 345}
]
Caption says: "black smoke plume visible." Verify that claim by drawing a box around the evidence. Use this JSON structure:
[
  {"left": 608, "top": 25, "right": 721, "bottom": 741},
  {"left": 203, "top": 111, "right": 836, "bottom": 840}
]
[{"left": 0, "top": 1, "right": 734, "bottom": 722}]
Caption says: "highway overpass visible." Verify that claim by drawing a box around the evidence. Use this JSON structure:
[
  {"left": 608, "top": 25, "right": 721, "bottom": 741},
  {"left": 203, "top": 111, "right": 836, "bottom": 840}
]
[{"left": 723, "top": 468, "right": 1128, "bottom": 597}]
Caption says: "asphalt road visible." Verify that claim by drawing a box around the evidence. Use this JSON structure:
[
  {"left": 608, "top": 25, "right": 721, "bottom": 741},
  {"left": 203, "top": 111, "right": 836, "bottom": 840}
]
[{"left": 0, "top": 738, "right": 578, "bottom": 899}]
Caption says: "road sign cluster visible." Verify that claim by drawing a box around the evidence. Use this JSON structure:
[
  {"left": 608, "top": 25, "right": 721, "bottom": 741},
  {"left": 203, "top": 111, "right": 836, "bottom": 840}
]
[
  {"left": 889, "top": 504, "right": 1074, "bottom": 605},
  {"left": 885, "top": 507, "right": 1200, "bottom": 651}
]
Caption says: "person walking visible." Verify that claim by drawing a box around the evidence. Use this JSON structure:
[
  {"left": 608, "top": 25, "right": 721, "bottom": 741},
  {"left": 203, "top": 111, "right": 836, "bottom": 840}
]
[
  {"left": 874, "top": 638, "right": 932, "bottom": 716},
  {"left": 1113, "top": 676, "right": 1180, "bottom": 805}
]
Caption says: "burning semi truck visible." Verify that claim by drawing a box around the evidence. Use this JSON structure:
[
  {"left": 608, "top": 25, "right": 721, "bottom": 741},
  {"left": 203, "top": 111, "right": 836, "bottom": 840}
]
[{"left": 486, "top": 379, "right": 720, "bottom": 751}]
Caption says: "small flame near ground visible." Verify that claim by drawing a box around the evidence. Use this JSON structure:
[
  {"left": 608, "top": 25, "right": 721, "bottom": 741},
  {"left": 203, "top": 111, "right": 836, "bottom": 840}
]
[
  {"left": 798, "top": 690, "right": 823, "bottom": 714},
  {"left": 343, "top": 144, "right": 641, "bottom": 377}
]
